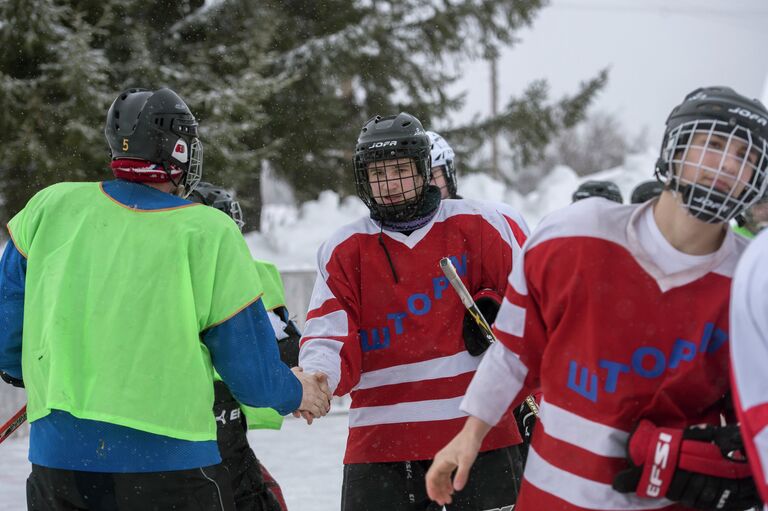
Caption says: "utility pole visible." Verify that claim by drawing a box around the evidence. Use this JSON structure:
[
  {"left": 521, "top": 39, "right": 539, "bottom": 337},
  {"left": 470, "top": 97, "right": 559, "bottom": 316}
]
[{"left": 490, "top": 55, "right": 499, "bottom": 179}]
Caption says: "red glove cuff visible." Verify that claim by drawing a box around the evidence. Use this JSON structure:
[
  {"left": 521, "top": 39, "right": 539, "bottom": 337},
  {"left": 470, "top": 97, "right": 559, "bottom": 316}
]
[{"left": 630, "top": 420, "right": 683, "bottom": 498}]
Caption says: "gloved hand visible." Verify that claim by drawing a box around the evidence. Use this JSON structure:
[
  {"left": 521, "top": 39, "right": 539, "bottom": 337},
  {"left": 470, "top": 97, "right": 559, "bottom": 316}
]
[
  {"left": 612, "top": 419, "right": 759, "bottom": 510},
  {"left": 462, "top": 290, "right": 501, "bottom": 356},
  {"left": 513, "top": 398, "right": 537, "bottom": 465}
]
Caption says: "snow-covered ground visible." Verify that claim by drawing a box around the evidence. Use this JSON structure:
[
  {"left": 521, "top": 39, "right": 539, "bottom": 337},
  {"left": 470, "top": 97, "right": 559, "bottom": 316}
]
[{"left": 0, "top": 412, "right": 348, "bottom": 510}]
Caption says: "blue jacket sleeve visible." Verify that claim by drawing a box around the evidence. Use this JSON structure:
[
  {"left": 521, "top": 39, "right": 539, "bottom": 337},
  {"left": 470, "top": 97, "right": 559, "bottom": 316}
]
[
  {"left": 202, "top": 299, "right": 302, "bottom": 415},
  {"left": 0, "top": 241, "right": 26, "bottom": 379}
]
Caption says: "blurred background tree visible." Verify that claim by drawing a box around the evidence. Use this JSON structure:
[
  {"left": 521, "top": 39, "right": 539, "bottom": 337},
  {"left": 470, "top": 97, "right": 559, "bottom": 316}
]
[{"left": 0, "top": 0, "right": 609, "bottom": 231}]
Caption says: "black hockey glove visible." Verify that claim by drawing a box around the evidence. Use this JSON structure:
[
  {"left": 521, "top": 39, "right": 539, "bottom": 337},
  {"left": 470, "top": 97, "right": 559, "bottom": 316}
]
[
  {"left": 274, "top": 306, "right": 301, "bottom": 367},
  {"left": 612, "top": 419, "right": 759, "bottom": 510},
  {"left": 462, "top": 290, "right": 501, "bottom": 356},
  {"left": 0, "top": 371, "right": 24, "bottom": 388},
  {"left": 513, "top": 399, "right": 537, "bottom": 465}
]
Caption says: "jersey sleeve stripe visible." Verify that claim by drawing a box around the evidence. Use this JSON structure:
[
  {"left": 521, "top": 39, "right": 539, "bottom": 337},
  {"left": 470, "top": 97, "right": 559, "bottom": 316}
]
[
  {"left": 305, "top": 297, "right": 343, "bottom": 321},
  {"left": 304, "top": 309, "right": 348, "bottom": 338},
  {"left": 741, "top": 402, "right": 768, "bottom": 435},
  {"left": 502, "top": 214, "right": 528, "bottom": 248},
  {"left": 297, "top": 337, "right": 344, "bottom": 393},
  {"left": 460, "top": 341, "right": 527, "bottom": 426},
  {"left": 493, "top": 300, "right": 526, "bottom": 338},
  {"left": 307, "top": 272, "right": 335, "bottom": 312}
]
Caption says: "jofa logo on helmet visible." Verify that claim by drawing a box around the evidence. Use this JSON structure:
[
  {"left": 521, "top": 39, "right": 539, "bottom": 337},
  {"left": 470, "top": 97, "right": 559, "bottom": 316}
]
[
  {"left": 728, "top": 107, "right": 768, "bottom": 127},
  {"left": 369, "top": 141, "right": 397, "bottom": 149},
  {"left": 692, "top": 195, "right": 725, "bottom": 208}
]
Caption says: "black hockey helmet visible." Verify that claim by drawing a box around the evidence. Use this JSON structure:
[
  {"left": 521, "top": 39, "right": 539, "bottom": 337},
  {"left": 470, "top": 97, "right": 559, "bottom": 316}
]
[
  {"left": 105, "top": 88, "right": 202, "bottom": 195},
  {"left": 655, "top": 86, "right": 768, "bottom": 223},
  {"left": 353, "top": 112, "right": 432, "bottom": 222},
  {"left": 188, "top": 181, "right": 245, "bottom": 231},
  {"left": 572, "top": 180, "right": 623, "bottom": 204},
  {"left": 630, "top": 180, "right": 664, "bottom": 204}
]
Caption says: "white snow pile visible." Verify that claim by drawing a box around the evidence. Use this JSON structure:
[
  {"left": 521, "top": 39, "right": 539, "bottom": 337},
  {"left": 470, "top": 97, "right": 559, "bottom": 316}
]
[{"left": 247, "top": 149, "right": 659, "bottom": 270}]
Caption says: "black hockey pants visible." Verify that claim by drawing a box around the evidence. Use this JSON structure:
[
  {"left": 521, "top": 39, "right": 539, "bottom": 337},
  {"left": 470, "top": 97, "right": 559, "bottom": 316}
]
[
  {"left": 213, "top": 381, "right": 285, "bottom": 511},
  {"left": 341, "top": 445, "right": 523, "bottom": 511},
  {"left": 26, "top": 463, "right": 235, "bottom": 511}
]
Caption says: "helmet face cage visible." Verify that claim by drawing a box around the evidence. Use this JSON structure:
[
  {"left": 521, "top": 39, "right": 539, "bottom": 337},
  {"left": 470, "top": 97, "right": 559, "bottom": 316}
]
[
  {"left": 354, "top": 149, "right": 432, "bottom": 222},
  {"left": 659, "top": 119, "right": 768, "bottom": 223},
  {"left": 354, "top": 114, "right": 432, "bottom": 222},
  {"left": 228, "top": 198, "right": 245, "bottom": 230},
  {"left": 179, "top": 137, "right": 203, "bottom": 197}
]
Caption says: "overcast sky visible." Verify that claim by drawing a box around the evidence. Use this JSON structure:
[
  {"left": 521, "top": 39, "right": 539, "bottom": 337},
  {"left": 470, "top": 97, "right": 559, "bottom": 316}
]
[{"left": 449, "top": 0, "right": 768, "bottom": 149}]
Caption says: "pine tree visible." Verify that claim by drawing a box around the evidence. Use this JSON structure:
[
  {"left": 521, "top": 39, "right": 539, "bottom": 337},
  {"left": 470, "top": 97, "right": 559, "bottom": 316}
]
[
  {"left": 0, "top": 0, "right": 110, "bottom": 221},
  {"left": 0, "top": 0, "right": 606, "bottom": 232}
]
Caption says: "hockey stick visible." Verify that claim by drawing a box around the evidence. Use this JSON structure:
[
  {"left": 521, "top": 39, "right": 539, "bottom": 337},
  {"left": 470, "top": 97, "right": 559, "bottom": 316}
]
[
  {"left": 0, "top": 404, "right": 27, "bottom": 445},
  {"left": 439, "top": 257, "right": 539, "bottom": 417}
]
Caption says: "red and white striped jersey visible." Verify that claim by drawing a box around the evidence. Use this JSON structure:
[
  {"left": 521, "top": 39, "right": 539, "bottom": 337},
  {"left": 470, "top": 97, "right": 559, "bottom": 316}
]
[
  {"left": 463, "top": 198, "right": 748, "bottom": 511},
  {"left": 730, "top": 228, "right": 768, "bottom": 509},
  {"left": 299, "top": 198, "right": 529, "bottom": 464}
]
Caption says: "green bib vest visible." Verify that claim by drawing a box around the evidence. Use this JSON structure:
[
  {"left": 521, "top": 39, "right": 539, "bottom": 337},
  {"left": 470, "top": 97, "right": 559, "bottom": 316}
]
[
  {"left": 254, "top": 259, "right": 286, "bottom": 311},
  {"left": 8, "top": 182, "right": 263, "bottom": 441}
]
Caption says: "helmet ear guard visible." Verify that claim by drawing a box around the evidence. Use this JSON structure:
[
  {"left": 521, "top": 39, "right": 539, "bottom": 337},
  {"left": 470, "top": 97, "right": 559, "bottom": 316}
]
[{"left": 655, "top": 86, "right": 768, "bottom": 223}]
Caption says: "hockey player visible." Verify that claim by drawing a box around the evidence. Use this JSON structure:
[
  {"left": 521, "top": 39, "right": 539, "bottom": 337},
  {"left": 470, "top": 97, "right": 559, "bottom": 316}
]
[
  {"left": 730, "top": 228, "right": 768, "bottom": 507},
  {"left": 427, "top": 131, "right": 459, "bottom": 199},
  {"left": 298, "top": 112, "right": 530, "bottom": 510},
  {"left": 426, "top": 86, "right": 766, "bottom": 511},
  {"left": 190, "top": 182, "right": 299, "bottom": 510},
  {"left": 572, "top": 179, "right": 624, "bottom": 203},
  {"left": 0, "top": 88, "right": 330, "bottom": 511}
]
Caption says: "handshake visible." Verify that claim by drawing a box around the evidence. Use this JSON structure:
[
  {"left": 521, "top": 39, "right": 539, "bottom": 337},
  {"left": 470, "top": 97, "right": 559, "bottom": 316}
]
[{"left": 290, "top": 367, "right": 333, "bottom": 424}]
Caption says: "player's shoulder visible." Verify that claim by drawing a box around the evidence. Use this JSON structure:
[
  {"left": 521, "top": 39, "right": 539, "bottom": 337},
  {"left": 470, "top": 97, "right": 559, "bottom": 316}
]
[
  {"left": 35, "top": 180, "right": 97, "bottom": 201},
  {"left": 732, "top": 228, "right": 768, "bottom": 278},
  {"left": 316, "top": 215, "right": 377, "bottom": 266},
  {"left": 440, "top": 198, "right": 528, "bottom": 227},
  {"left": 17, "top": 182, "right": 100, "bottom": 218},
  {"left": 439, "top": 197, "right": 517, "bottom": 216},
  {"left": 528, "top": 197, "right": 637, "bottom": 251}
]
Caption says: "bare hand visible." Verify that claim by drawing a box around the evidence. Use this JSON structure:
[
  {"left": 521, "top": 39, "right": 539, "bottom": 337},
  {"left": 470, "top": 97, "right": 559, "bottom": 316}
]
[
  {"left": 425, "top": 428, "right": 483, "bottom": 505},
  {"left": 291, "top": 367, "right": 332, "bottom": 424}
]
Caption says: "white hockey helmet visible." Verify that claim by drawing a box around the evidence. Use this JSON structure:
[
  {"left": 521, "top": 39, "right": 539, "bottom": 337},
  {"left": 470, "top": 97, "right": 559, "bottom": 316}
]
[{"left": 426, "top": 131, "right": 457, "bottom": 198}]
